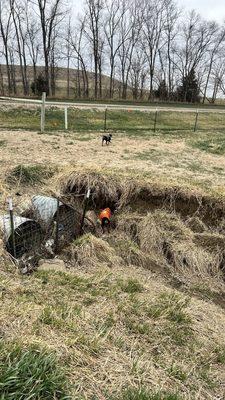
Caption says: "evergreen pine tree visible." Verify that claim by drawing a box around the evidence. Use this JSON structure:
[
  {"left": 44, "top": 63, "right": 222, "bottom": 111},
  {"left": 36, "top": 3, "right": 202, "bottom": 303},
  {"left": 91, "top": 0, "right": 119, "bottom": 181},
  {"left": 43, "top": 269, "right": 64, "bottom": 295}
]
[
  {"left": 177, "top": 68, "right": 200, "bottom": 103},
  {"left": 31, "top": 74, "right": 48, "bottom": 96},
  {"left": 155, "top": 80, "right": 168, "bottom": 100}
]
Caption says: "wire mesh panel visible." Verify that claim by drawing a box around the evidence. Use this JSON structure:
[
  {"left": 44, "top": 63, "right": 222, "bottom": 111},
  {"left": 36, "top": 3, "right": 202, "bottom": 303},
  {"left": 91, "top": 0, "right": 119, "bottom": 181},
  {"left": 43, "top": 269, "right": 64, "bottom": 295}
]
[
  {"left": 0, "top": 195, "right": 85, "bottom": 261},
  {"left": 30, "top": 195, "right": 81, "bottom": 251},
  {"left": 19, "top": 195, "right": 82, "bottom": 255}
]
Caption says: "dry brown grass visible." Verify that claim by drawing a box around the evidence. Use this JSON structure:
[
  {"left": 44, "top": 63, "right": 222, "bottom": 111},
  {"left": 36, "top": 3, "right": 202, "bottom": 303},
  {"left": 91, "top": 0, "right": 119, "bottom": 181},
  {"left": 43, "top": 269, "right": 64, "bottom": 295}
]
[
  {"left": 1, "top": 124, "right": 225, "bottom": 398},
  {"left": 185, "top": 216, "right": 208, "bottom": 233},
  {"left": 0, "top": 259, "right": 225, "bottom": 399},
  {"left": 61, "top": 168, "right": 122, "bottom": 209},
  {"left": 1, "top": 127, "right": 225, "bottom": 199},
  {"left": 63, "top": 233, "right": 121, "bottom": 269},
  {"left": 59, "top": 166, "right": 225, "bottom": 227},
  {"left": 137, "top": 211, "right": 224, "bottom": 287}
]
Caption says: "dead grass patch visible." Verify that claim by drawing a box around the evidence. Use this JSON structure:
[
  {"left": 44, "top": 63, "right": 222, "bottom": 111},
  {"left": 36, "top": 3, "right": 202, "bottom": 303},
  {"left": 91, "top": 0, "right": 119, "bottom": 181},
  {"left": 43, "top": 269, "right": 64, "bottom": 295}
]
[
  {"left": 60, "top": 167, "right": 225, "bottom": 227},
  {"left": 185, "top": 216, "right": 208, "bottom": 233},
  {"left": 137, "top": 210, "right": 224, "bottom": 286},
  {"left": 61, "top": 169, "right": 122, "bottom": 209},
  {"left": 1, "top": 262, "right": 225, "bottom": 399},
  {"left": 194, "top": 232, "right": 225, "bottom": 252},
  {"left": 63, "top": 233, "right": 121, "bottom": 269}
]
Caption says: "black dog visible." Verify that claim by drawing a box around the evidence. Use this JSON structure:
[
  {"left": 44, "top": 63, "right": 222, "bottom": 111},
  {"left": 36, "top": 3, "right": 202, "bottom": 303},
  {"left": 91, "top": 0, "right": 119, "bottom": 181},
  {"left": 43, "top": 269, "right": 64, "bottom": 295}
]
[{"left": 102, "top": 133, "right": 112, "bottom": 146}]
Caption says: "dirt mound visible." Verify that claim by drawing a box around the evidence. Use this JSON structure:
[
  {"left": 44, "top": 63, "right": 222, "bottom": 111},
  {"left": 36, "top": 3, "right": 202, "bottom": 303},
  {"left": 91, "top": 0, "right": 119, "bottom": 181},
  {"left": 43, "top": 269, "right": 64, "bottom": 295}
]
[{"left": 61, "top": 169, "right": 225, "bottom": 227}]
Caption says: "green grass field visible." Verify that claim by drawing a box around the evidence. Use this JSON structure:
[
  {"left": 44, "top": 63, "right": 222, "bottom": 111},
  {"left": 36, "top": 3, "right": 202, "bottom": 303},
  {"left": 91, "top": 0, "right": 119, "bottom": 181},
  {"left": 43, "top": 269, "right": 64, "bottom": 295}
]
[{"left": 1, "top": 106, "right": 225, "bottom": 133}]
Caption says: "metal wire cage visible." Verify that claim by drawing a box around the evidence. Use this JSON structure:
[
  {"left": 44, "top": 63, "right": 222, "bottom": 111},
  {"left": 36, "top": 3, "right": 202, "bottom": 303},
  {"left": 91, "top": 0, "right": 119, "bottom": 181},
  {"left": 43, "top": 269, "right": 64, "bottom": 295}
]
[
  {"left": 0, "top": 195, "right": 84, "bottom": 260},
  {"left": 31, "top": 195, "right": 82, "bottom": 252}
]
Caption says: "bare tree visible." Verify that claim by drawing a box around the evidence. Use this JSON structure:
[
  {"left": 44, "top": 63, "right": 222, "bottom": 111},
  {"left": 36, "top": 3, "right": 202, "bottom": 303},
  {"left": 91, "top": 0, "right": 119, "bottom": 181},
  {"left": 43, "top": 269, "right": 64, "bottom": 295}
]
[
  {"left": 35, "top": 0, "right": 65, "bottom": 95},
  {"left": 25, "top": 3, "right": 41, "bottom": 94},
  {"left": 211, "top": 56, "right": 225, "bottom": 102},
  {"left": 141, "top": 0, "right": 167, "bottom": 99},
  {"left": 104, "top": 0, "right": 126, "bottom": 98},
  {"left": 164, "top": 0, "right": 180, "bottom": 97},
  {"left": 10, "top": 0, "right": 30, "bottom": 95},
  {"left": 117, "top": 0, "right": 142, "bottom": 99},
  {"left": 69, "top": 16, "right": 90, "bottom": 98},
  {"left": 84, "top": 0, "right": 104, "bottom": 98},
  {"left": 172, "top": 11, "right": 218, "bottom": 101},
  {"left": 129, "top": 49, "right": 148, "bottom": 99},
  {"left": 0, "top": 0, "right": 13, "bottom": 94},
  {"left": 202, "top": 25, "right": 225, "bottom": 103}
]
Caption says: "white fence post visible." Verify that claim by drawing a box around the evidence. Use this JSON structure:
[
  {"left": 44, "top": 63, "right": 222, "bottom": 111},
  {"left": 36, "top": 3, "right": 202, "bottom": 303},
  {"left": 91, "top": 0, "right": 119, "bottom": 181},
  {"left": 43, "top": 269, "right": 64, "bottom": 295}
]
[
  {"left": 65, "top": 107, "right": 68, "bottom": 130},
  {"left": 41, "top": 92, "right": 46, "bottom": 133}
]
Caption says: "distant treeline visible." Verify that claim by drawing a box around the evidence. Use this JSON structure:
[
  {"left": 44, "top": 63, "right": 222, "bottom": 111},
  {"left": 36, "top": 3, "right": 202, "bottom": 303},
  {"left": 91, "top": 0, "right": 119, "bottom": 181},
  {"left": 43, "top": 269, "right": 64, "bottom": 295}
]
[{"left": 0, "top": 0, "right": 225, "bottom": 103}]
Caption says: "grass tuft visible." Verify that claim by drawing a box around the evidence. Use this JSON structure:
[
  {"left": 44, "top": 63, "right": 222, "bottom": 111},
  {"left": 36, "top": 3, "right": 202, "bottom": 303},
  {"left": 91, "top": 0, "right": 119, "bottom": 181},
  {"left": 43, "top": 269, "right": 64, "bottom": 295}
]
[
  {"left": 0, "top": 340, "right": 70, "bottom": 400},
  {"left": 119, "top": 278, "right": 143, "bottom": 294},
  {"left": 146, "top": 293, "right": 192, "bottom": 324},
  {"left": 214, "top": 346, "right": 225, "bottom": 364},
  {"left": 0, "top": 139, "right": 6, "bottom": 147},
  {"left": 7, "top": 164, "right": 56, "bottom": 186},
  {"left": 117, "top": 388, "right": 181, "bottom": 400}
]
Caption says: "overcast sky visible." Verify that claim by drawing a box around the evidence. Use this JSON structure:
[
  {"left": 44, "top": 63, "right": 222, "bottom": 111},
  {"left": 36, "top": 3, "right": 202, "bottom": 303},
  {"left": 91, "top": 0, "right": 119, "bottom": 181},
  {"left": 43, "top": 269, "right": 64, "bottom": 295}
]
[
  {"left": 177, "top": 0, "right": 225, "bottom": 22},
  {"left": 73, "top": 0, "right": 225, "bottom": 23}
]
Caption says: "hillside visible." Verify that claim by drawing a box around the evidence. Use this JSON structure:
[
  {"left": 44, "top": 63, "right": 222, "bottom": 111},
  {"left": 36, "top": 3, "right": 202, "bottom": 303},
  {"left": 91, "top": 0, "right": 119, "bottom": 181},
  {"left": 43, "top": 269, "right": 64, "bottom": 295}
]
[{"left": 0, "top": 64, "right": 123, "bottom": 99}]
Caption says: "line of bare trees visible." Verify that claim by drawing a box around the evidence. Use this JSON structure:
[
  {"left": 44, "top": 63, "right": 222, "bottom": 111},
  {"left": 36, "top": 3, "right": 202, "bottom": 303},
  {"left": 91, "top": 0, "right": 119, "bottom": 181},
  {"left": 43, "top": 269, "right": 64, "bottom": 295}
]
[{"left": 0, "top": 0, "right": 225, "bottom": 102}]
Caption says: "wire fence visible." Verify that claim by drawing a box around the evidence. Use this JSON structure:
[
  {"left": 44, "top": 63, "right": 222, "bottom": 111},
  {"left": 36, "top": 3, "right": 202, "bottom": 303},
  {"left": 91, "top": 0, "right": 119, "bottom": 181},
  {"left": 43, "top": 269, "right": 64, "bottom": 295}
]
[
  {"left": 1, "top": 94, "right": 225, "bottom": 134},
  {"left": 0, "top": 194, "right": 94, "bottom": 268}
]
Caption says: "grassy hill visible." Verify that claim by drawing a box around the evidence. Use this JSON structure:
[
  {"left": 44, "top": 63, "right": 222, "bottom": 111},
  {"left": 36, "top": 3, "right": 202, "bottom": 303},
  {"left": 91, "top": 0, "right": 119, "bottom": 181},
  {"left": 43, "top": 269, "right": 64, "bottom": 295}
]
[{"left": 0, "top": 64, "right": 124, "bottom": 99}]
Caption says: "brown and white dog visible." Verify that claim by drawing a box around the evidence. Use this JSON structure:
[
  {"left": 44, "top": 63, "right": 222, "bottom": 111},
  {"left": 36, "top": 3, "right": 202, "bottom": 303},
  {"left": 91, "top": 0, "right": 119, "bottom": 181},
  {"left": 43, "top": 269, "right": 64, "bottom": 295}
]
[{"left": 102, "top": 133, "right": 112, "bottom": 146}]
